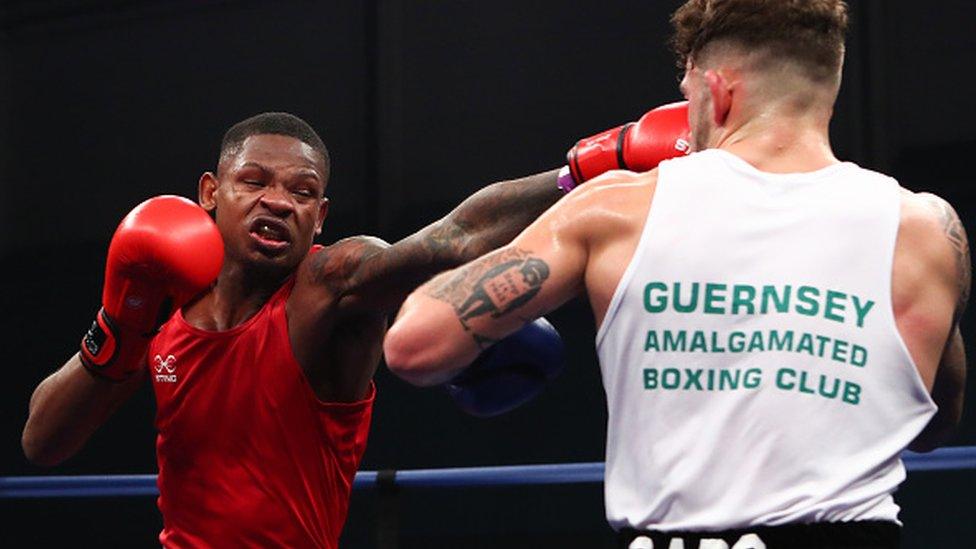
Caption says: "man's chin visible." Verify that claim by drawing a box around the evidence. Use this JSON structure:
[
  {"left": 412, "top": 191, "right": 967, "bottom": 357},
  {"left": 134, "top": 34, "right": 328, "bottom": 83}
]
[{"left": 239, "top": 247, "right": 304, "bottom": 280}]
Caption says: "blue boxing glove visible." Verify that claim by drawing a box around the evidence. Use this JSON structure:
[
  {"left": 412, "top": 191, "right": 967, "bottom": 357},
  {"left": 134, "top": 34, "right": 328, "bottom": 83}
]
[{"left": 445, "top": 318, "right": 565, "bottom": 417}]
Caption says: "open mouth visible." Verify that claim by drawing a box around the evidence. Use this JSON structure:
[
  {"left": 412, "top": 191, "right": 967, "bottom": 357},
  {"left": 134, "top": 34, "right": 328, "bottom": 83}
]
[{"left": 248, "top": 217, "right": 292, "bottom": 250}]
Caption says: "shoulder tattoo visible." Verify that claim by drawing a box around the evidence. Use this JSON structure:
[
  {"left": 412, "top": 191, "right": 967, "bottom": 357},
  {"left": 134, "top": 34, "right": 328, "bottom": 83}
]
[
  {"left": 925, "top": 195, "right": 971, "bottom": 318},
  {"left": 310, "top": 237, "right": 387, "bottom": 293}
]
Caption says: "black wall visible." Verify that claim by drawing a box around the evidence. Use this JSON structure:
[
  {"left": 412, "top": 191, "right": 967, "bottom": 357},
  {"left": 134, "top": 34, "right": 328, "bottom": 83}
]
[{"left": 2, "top": 1, "right": 974, "bottom": 547}]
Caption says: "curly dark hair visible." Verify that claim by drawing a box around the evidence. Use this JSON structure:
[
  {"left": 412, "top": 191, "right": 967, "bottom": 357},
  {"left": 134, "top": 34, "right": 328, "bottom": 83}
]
[{"left": 671, "top": 0, "right": 848, "bottom": 80}]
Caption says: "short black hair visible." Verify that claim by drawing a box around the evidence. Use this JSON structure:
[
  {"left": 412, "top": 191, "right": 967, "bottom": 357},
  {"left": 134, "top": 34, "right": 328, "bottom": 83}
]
[{"left": 219, "top": 112, "right": 331, "bottom": 178}]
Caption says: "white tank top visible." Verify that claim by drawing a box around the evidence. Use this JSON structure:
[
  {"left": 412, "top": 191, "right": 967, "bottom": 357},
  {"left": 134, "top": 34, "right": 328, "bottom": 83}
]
[{"left": 596, "top": 149, "right": 936, "bottom": 532}]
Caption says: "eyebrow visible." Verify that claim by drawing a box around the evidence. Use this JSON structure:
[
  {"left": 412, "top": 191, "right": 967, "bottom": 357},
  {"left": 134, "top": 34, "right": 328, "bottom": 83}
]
[
  {"left": 293, "top": 169, "right": 322, "bottom": 182},
  {"left": 238, "top": 162, "right": 270, "bottom": 175},
  {"left": 237, "top": 162, "right": 322, "bottom": 182}
]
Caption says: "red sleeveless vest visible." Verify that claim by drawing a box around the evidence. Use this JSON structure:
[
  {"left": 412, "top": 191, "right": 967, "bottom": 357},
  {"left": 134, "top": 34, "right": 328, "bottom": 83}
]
[{"left": 149, "top": 279, "right": 374, "bottom": 548}]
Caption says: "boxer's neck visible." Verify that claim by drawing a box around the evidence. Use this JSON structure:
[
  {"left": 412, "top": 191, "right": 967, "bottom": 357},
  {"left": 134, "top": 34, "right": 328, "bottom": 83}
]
[
  {"left": 183, "top": 260, "right": 288, "bottom": 331},
  {"left": 715, "top": 113, "right": 838, "bottom": 174}
]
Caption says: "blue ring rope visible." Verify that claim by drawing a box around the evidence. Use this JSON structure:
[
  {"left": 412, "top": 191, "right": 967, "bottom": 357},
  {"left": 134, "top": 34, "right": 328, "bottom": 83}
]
[{"left": 2, "top": 446, "right": 973, "bottom": 499}]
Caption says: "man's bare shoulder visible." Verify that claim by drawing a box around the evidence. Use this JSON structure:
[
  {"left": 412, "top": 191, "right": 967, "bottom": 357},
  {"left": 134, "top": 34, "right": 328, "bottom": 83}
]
[
  {"left": 899, "top": 190, "right": 966, "bottom": 255},
  {"left": 901, "top": 189, "right": 953, "bottom": 230},
  {"left": 898, "top": 189, "right": 971, "bottom": 316},
  {"left": 300, "top": 235, "right": 392, "bottom": 292},
  {"left": 575, "top": 168, "right": 658, "bottom": 195},
  {"left": 562, "top": 169, "right": 658, "bottom": 214},
  {"left": 556, "top": 169, "right": 659, "bottom": 237},
  {"left": 321, "top": 236, "right": 392, "bottom": 264}
]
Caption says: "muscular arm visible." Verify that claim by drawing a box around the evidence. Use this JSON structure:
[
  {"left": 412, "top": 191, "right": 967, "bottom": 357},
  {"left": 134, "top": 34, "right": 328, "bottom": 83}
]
[
  {"left": 910, "top": 327, "right": 967, "bottom": 452},
  {"left": 291, "top": 170, "right": 559, "bottom": 400},
  {"left": 339, "top": 169, "right": 563, "bottom": 313},
  {"left": 933, "top": 195, "right": 972, "bottom": 325},
  {"left": 908, "top": 194, "right": 970, "bottom": 452},
  {"left": 383, "top": 174, "right": 638, "bottom": 386},
  {"left": 22, "top": 353, "right": 144, "bottom": 466}
]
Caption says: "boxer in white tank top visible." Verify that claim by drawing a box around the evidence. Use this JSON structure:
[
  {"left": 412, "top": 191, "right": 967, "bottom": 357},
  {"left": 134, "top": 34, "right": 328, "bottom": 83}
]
[{"left": 386, "top": 2, "right": 968, "bottom": 547}]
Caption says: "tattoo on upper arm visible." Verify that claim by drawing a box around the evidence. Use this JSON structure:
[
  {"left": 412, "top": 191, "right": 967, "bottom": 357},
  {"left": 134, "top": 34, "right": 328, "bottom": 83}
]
[
  {"left": 310, "top": 237, "right": 388, "bottom": 296},
  {"left": 925, "top": 195, "right": 971, "bottom": 319},
  {"left": 425, "top": 247, "right": 551, "bottom": 349}
]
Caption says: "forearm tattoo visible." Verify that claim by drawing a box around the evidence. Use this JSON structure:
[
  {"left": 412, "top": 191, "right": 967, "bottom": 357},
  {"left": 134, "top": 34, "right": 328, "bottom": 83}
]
[
  {"left": 425, "top": 248, "right": 550, "bottom": 349},
  {"left": 421, "top": 217, "right": 472, "bottom": 260},
  {"left": 423, "top": 170, "right": 561, "bottom": 266},
  {"left": 926, "top": 195, "right": 972, "bottom": 319}
]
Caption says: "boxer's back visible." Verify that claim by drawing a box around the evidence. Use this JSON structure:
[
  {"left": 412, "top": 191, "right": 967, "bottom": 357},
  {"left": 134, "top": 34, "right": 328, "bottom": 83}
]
[{"left": 591, "top": 150, "right": 944, "bottom": 531}]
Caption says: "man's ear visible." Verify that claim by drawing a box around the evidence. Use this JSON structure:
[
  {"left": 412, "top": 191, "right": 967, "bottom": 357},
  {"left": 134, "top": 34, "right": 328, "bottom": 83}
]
[
  {"left": 199, "top": 172, "right": 219, "bottom": 212},
  {"left": 315, "top": 198, "right": 330, "bottom": 235},
  {"left": 705, "top": 70, "right": 733, "bottom": 127}
]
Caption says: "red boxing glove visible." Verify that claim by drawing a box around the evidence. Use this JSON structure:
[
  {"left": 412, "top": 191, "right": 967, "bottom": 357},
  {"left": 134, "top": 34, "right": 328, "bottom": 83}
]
[
  {"left": 80, "top": 196, "right": 224, "bottom": 381},
  {"left": 559, "top": 101, "right": 692, "bottom": 192}
]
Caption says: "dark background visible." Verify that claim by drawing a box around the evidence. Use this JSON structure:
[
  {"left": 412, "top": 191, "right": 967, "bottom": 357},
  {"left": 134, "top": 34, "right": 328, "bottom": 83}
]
[{"left": 2, "top": 1, "right": 974, "bottom": 547}]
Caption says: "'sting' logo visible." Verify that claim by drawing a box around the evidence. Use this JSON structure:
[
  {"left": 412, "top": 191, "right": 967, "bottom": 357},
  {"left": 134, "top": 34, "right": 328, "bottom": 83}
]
[
  {"left": 153, "top": 354, "right": 178, "bottom": 383},
  {"left": 675, "top": 138, "right": 692, "bottom": 155}
]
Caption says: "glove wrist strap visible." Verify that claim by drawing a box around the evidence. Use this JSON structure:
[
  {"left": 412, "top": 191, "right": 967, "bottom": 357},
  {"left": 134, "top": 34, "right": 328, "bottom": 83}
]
[
  {"left": 79, "top": 308, "right": 142, "bottom": 382},
  {"left": 557, "top": 166, "right": 576, "bottom": 193}
]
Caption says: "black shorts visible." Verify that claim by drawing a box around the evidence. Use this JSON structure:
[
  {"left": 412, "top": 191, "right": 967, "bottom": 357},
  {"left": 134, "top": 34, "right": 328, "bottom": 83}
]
[{"left": 619, "top": 521, "right": 900, "bottom": 549}]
